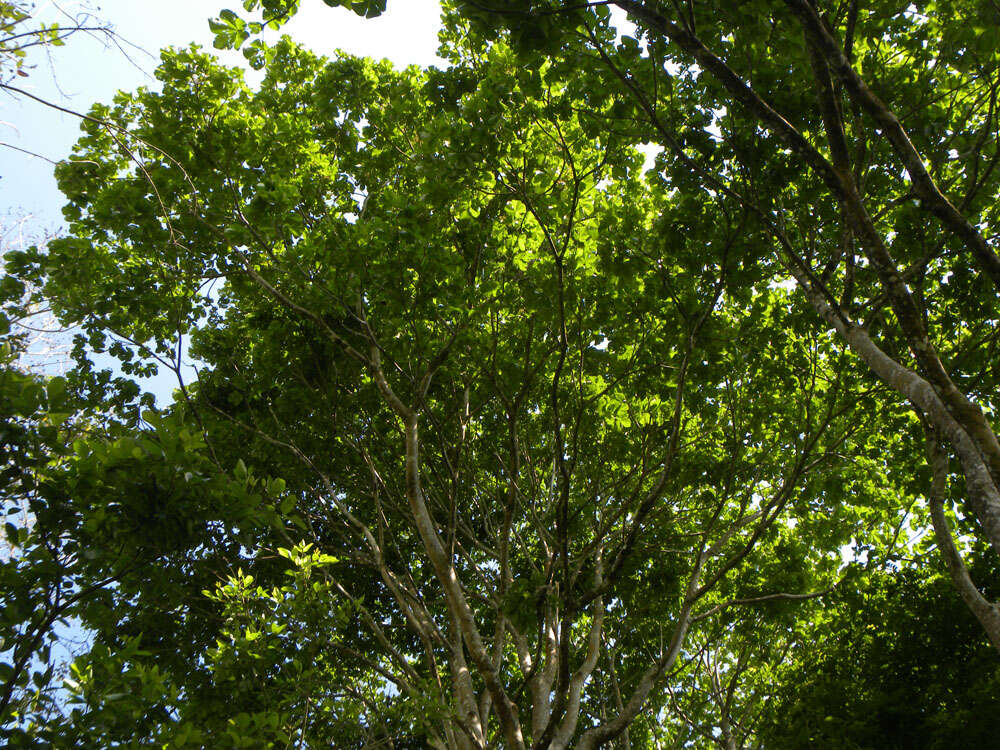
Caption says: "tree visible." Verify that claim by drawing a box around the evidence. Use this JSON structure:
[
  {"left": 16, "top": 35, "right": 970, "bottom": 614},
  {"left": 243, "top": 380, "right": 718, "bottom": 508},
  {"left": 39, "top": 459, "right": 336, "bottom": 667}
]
[
  {"left": 440, "top": 0, "right": 1000, "bottom": 650},
  {"left": 32, "top": 32, "right": 883, "bottom": 748},
  {"left": 213, "top": 0, "right": 1000, "bottom": 652},
  {"left": 1, "top": 6, "right": 244, "bottom": 740},
  {"left": 1, "top": 232, "right": 275, "bottom": 743},
  {"left": 757, "top": 551, "right": 1000, "bottom": 749},
  {"left": 16, "top": 0, "right": 1000, "bottom": 746},
  {"left": 0, "top": 252, "right": 78, "bottom": 737}
]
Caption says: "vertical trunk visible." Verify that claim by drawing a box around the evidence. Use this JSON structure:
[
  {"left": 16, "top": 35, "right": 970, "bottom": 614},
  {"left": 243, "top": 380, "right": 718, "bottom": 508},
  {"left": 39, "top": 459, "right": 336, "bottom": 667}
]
[
  {"left": 925, "top": 429, "right": 1000, "bottom": 654},
  {"left": 401, "top": 415, "right": 527, "bottom": 750}
]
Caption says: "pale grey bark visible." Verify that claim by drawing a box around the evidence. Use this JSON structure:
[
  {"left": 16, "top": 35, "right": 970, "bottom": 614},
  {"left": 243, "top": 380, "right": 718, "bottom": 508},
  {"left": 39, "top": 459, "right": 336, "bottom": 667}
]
[
  {"left": 786, "top": 258, "right": 1000, "bottom": 559},
  {"left": 925, "top": 429, "right": 1000, "bottom": 654},
  {"left": 576, "top": 551, "right": 705, "bottom": 750},
  {"left": 550, "top": 554, "right": 605, "bottom": 750}
]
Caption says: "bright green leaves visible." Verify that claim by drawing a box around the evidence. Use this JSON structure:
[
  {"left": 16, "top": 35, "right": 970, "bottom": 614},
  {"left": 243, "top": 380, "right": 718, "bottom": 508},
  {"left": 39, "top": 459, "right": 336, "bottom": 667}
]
[
  {"left": 43, "top": 413, "right": 267, "bottom": 560},
  {"left": 0, "top": 397, "right": 290, "bottom": 743},
  {"left": 211, "top": 2, "right": 298, "bottom": 51},
  {"left": 46, "top": 46, "right": 257, "bottom": 360},
  {"left": 0, "top": 366, "right": 70, "bottom": 434},
  {"left": 183, "top": 543, "right": 368, "bottom": 746},
  {"left": 209, "top": 8, "right": 251, "bottom": 49},
  {"left": 0, "top": 322, "right": 119, "bottom": 740},
  {"left": 32, "top": 1, "right": 994, "bottom": 745},
  {"left": 207, "top": 5, "right": 286, "bottom": 69}
]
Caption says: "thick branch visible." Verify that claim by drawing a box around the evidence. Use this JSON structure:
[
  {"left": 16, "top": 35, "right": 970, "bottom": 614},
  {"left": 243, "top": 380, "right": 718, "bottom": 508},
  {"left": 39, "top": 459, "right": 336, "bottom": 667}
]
[
  {"left": 614, "top": 0, "right": 1000, "bottom": 496},
  {"left": 924, "top": 427, "right": 1000, "bottom": 653},
  {"left": 550, "top": 554, "right": 605, "bottom": 749},
  {"left": 612, "top": 1, "right": 841, "bottom": 191},
  {"left": 785, "top": 251, "right": 1000, "bottom": 556},
  {"left": 402, "top": 416, "right": 527, "bottom": 750},
  {"left": 783, "top": 0, "right": 1000, "bottom": 290}
]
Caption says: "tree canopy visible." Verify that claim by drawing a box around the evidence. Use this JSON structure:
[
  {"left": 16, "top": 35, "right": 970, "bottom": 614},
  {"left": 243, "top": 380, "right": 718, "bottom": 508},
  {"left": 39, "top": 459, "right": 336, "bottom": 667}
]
[{"left": 2, "top": 0, "right": 999, "bottom": 747}]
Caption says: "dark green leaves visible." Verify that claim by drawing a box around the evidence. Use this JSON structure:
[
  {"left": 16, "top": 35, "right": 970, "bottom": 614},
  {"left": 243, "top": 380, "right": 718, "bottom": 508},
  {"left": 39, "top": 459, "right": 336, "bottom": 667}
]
[{"left": 321, "top": 0, "right": 387, "bottom": 18}]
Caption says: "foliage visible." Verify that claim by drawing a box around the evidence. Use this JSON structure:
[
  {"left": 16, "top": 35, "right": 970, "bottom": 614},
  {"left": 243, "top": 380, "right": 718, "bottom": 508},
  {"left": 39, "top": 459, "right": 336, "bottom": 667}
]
[
  {"left": 758, "top": 554, "right": 1000, "bottom": 749},
  {"left": 4, "top": 0, "right": 1000, "bottom": 747},
  {"left": 23, "top": 26, "right": 881, "bottom": 748},
  {"left": 436, "top": 0, "right": 1000, "bottom": 651},
  {"left": 0, "top": 238, "right": 280, "bottom": 744},
  {"left": 0, "top": 329, "right": 73, "bottom": 737},
  {"left": 209, "top": 0, "right": 387, "bottom": 68}
]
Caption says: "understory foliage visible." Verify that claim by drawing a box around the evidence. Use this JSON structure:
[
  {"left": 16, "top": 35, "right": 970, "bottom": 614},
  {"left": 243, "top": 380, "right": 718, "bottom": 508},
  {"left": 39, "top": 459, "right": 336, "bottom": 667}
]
[
  {"left": 1, "top": 0, "right": 999, "bottom": 747},
  {"left": 758, "top": 551, "right": 1000, "bottom": 749}
]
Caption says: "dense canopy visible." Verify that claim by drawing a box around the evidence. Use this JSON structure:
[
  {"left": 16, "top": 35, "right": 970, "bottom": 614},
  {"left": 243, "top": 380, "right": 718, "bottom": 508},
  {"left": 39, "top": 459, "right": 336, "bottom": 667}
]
[{"left": 2, "top": 0, "right": 999, "bottom": 747}]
